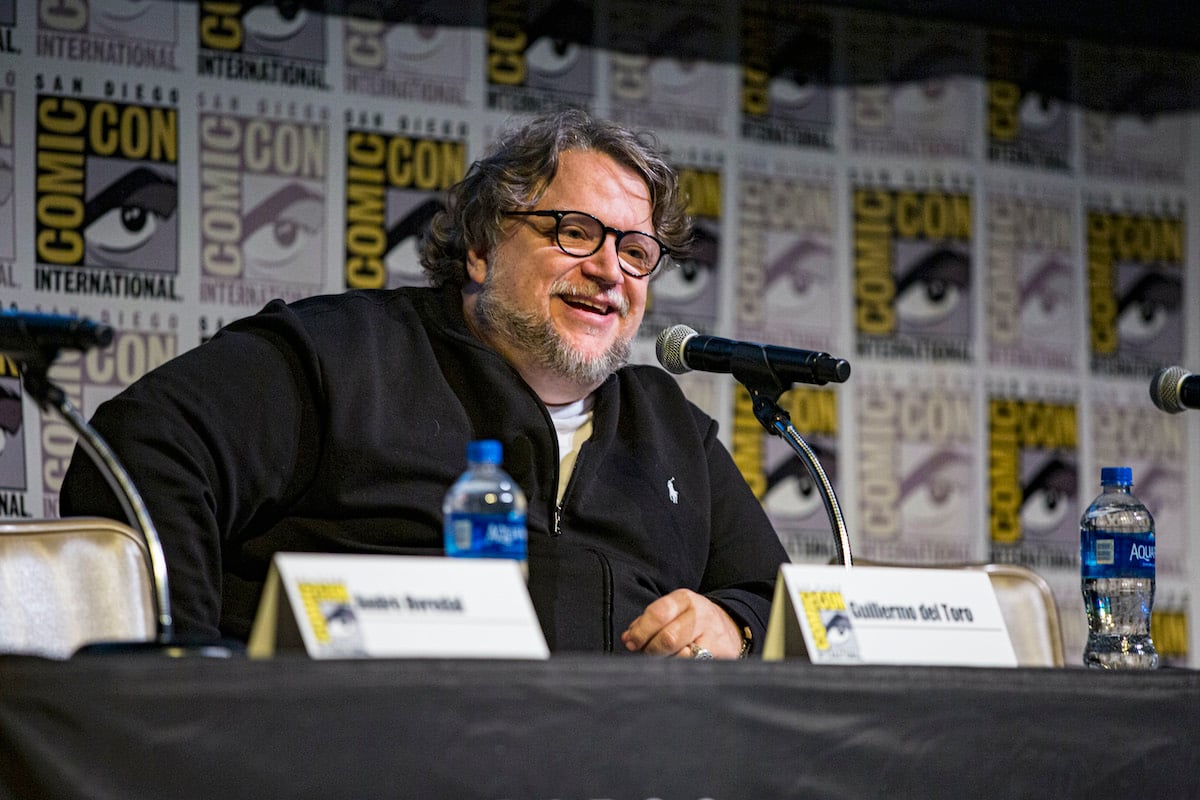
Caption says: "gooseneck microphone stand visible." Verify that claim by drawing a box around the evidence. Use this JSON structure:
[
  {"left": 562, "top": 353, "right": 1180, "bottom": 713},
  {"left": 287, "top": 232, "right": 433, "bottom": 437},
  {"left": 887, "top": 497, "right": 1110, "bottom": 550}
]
[
  {"left": 5, "top": 317, "right": 234, "bottom": 656},
  {"left": 729, "top": 348, "right": 854, "bottom": 568}
]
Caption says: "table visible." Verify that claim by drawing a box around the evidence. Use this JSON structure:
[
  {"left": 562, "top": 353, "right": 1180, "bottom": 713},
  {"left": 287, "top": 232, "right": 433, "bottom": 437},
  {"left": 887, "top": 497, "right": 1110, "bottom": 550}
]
[{"left": 1, "top": 654, "right": 1197, "bottom": 799}]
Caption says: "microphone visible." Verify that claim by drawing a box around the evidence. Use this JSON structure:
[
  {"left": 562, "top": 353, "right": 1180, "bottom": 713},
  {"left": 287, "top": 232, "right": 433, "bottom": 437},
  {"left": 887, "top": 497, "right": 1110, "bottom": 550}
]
[
  {"left": 1150, "top": 366, "right": 1200, "bottom": 413},
  {"left": 656, "top": 324, "right": 851, "bottom": 387},
  {"left": 0, "top": 310, "right": 114, "bottom": 357}
]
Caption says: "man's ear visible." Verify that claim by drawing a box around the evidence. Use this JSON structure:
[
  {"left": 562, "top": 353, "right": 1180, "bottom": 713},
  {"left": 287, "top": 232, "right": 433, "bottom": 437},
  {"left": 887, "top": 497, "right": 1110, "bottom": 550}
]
[{"left": 466, "top": 247, "right": 488, "bottom": 285}]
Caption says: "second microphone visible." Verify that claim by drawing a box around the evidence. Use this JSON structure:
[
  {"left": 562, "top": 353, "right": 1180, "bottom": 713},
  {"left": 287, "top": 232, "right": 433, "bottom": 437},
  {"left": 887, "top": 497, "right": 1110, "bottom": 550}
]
[{"left": 656, "top": 324, "right": 851, "bottom": 387}]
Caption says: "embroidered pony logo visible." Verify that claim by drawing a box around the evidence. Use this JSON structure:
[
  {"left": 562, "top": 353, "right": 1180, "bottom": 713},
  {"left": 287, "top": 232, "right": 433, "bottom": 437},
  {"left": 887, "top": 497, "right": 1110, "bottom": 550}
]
[{"left": 667, "top": 477, "right": 679, "bottom": 504}]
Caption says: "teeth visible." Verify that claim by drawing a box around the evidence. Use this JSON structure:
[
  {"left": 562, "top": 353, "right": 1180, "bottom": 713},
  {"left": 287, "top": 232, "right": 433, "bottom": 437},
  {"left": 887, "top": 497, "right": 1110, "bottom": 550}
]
[{"left": 566, "top": 296, "right": 606, "bottom": 313}]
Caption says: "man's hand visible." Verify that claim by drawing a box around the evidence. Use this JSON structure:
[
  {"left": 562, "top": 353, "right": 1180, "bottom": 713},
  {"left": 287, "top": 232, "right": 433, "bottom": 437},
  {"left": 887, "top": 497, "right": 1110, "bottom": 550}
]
[{"left": 621, "top": 589, "right": 742, "bottom": 659}]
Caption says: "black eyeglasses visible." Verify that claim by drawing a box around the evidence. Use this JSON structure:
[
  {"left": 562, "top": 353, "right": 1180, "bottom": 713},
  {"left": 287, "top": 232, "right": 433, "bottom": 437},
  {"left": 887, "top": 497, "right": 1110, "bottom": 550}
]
[{"left": 503, "top": 209, "right": 667, "bottom": 278}]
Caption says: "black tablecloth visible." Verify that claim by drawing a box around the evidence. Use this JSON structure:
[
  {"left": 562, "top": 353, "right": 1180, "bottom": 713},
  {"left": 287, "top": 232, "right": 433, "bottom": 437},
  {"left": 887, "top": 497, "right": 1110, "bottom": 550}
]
[{"left": 1, "top": 654, "right": 1196, "bottom": 799}]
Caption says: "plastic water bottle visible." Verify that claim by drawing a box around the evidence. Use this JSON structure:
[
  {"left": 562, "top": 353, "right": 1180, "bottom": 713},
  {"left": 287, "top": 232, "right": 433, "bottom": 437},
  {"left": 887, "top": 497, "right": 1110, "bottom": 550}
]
[
  {"left": 1080, "top": 466, "right": 1157, "bottom": 669},
  {"left": 443, "top": 440, "right": 528, "bottom": 578}
]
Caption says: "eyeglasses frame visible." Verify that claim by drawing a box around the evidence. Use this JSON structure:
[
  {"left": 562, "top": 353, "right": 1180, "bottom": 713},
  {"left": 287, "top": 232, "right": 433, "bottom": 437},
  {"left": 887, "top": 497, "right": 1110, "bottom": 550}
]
[{"left": 502, "top": 209, "right": 668, "bottom": 279}]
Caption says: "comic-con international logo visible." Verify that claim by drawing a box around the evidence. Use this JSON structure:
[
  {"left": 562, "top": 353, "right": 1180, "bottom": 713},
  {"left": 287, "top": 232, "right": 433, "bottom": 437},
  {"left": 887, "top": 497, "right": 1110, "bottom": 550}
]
[
  {"left": 799, "top": 590, "right": 859, "bottom": 661},
  {"left": 36, "top": 0, "right": 178, "bottom": 68},
  {"left": 198, "top": 0, "right": 327, "bottom": 88},
  {"left": 344, "top": 126, "right": 466, "bottom": 289},
  {"left": 988, "top": 395, "right": 1079, "bottom": 570},
  {"left": 853, "top": 184, "right": 973, "bottom": 361},
  {"left": 486, "top": 0, "right": 593, "bottom": 113},
  {"left": 1086, "top": 208, "right": 1184, "bottom": 378},
  {"left": 0, "top": 88, "right": 13, "bottom": 276},
  {"left": 198, "top": 110, "right": 328, "bottom": 305},
  {"left": 0, "top": 354, "right": 30, "bottom": 515},
  {"left": 740, "top": 2, "right": 833, "bottom": 148},
  {"left": 342, "top": 2, "right": 473, "bottom": 103},
  {"left": 34, "top": 89, "right": 179, "bottom": 299}
]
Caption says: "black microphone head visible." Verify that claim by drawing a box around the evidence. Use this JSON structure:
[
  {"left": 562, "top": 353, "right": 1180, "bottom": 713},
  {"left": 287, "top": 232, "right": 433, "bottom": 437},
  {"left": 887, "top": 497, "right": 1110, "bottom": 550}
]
[
  {"left": 656, "top": 324, "right": 697, "bottom": 375},
  {"left": 1150, "top": 365, "right": 1190, "bottom": 414}
]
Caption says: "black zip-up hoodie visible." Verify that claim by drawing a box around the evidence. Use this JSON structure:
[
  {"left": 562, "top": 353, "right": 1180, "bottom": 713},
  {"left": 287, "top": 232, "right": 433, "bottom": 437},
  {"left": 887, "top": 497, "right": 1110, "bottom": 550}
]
[{"left": 61, "top": 286, "right": 788, "bottom": 652}]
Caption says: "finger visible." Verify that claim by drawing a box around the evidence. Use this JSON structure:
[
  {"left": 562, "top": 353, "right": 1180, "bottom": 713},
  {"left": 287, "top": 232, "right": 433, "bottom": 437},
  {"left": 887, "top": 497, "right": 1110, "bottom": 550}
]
[{"left": 622, "top": 590, "right": 692, "bottom": 651}]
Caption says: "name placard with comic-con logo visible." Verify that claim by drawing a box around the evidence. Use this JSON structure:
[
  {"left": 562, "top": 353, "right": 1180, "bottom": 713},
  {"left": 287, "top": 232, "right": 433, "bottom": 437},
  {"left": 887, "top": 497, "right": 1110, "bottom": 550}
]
[
  {"left": 764, "top": 563, "right": 1017, "bottom": 667},
  {"left": 248, "top": 553, "right": 549, "bottom": 660}
]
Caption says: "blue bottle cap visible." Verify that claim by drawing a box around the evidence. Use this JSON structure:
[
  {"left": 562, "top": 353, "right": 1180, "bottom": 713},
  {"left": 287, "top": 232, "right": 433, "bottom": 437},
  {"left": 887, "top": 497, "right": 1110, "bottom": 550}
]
[
  {"left": 467, "top": 439, "right": 502, "bottom": 465},
  {"left": 1100, "top": 466, "right": 1132, "bottom": 485}
]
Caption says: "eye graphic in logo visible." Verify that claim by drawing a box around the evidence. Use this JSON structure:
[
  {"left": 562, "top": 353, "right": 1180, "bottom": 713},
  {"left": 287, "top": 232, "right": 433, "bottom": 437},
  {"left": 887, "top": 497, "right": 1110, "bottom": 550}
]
[
  {"left": 765, "top": 438, "right": 837, "bottom": 520},
  {"left": 524, "top": 0, "right": 592, "bottom": 86},
  {"left": 384, "top": 197, "right": 443, "bottom": 288},
  {"left": 1116, "top": 270, "right": 1181, "bottom": 357},
  {"left": 84, "top": 167, "right": 178, "bottom": 271},
  {"left": 652, "top": 224, "right": 717, "bottom": 309},
  {"left": 820, "top": 611, "right": 858, "bottom": 657},
  {"left": 764, "top": 236, "right": 833, "bottom": 320},
  {"left": 1020, "top": 453, "right": 1076, "bottom": 541},
  {"left": 92, "top": 0, "right": 178, "bottom": 42},
  {"left": 1018, "top": 255, "right": 1073, "bottom": 344},
  {"left": 242, "top": 182, "right": 325, "bottom": 284},
  {"left": 899, "top": 448, "right": 972, "bottom": 543},
  {"left": 242, "top": 0, "right": 325, "bottom": 58},
  {"left": 894, "top": 246, "right": 970, "bottom": 335}
]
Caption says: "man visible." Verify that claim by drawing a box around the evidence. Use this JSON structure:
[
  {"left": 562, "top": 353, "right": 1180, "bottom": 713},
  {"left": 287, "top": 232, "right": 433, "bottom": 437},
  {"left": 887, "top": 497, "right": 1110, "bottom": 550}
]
[{"left": 61, "top": 109, "right": 788, "bottom": 659}]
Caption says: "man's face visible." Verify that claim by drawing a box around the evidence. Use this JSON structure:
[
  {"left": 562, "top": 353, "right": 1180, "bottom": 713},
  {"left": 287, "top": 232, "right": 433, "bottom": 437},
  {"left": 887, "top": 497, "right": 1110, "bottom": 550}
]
[{"left": 464, "top": 149, "right": 654, "bottom": 402}]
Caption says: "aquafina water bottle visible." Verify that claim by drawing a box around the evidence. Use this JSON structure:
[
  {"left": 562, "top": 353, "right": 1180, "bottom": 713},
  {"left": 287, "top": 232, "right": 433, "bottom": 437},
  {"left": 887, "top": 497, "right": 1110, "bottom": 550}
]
[
  {"left": 1080, "top": 466, "right": 1157, "bottom": 669},
  {"left": 443, "top": 440, "right": 528, "bottom": 578}
]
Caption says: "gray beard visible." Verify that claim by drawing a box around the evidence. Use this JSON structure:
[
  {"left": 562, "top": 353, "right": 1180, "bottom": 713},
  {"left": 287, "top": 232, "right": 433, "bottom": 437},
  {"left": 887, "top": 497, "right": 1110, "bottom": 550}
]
[{"left": 473, "top": 276, "right": 633, "bottom": 388}]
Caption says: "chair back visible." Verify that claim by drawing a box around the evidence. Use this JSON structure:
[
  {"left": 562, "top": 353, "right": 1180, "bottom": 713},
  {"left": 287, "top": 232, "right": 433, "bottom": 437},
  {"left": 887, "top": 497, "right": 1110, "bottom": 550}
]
[
  {"left": 0, "top": 517, "right": 156, "bottom": 658},
  {"left": 975, "top": 562, "right": 1066, "bottom": 667},
  {"left": 845, "top": 558, "right": 1066, "bottom": 667}
]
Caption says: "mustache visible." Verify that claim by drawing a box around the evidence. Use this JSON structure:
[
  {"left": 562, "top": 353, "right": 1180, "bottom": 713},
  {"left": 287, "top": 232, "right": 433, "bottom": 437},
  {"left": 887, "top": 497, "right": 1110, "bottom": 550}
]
[{"left": 550, "top": 279, "right": 631, "bottom": 317}]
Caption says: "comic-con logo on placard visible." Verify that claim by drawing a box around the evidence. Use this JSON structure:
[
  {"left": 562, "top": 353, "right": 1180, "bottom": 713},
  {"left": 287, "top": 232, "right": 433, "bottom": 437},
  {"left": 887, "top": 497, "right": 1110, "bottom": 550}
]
[
  {"left": 1086, "top": 203, "right": 1184, "bottom": 379},
  {"left": 37, "top": 0, "right": 179, "bottom": 68},
  {"left": 0, "top": 354, "right": 30, "bottom": 515},
  {"left": 33, "top": 80, "right": 180, "bottom": 300},
  {"left": 197, "top": 100, "right": 329, "bottom": 306},
  {"left": 486, "top": 0, "right": 594, "bottom": 113},
  {"left": 344, "top": 120, "right": 467, "bottom": 290},
  {"left": 298, "top": 581, "right": 365, "bottom": 655},
  {"left": 198, "top": 0, "right": 327, "bottom": 88},
  {"left": 852, "top": 176, "right": 973, "bottom": 362},
  {"left": 799, "top": 591, "right": 860, "bottom": 661},
  {"left": 988, "top": 392, "right": 1079, "bottom": 571},
  {"left": 342, "top": 0, "right": 475, "bottom": 104}
]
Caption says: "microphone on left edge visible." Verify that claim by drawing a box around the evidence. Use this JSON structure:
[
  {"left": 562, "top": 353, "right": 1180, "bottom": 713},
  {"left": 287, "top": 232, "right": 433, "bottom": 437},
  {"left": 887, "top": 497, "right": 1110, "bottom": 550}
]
[{"left": 0, "top": 310, "right": 114, "bottom": 356}]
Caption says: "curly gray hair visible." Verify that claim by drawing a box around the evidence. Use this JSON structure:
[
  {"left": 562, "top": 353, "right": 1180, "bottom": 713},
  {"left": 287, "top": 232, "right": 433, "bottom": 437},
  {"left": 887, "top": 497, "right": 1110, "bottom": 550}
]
[{"left": 420, "top": 109, "right": 692, "bottom": 289}]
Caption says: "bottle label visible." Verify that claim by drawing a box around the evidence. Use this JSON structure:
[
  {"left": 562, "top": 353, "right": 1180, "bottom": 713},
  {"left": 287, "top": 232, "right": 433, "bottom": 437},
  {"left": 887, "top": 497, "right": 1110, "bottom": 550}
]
[
  {"left": 446, "top": 512, "right": 527, "bottom": 561},
  {"left": 1080, "top": 529, "right": 1155, "bottom": 579}
]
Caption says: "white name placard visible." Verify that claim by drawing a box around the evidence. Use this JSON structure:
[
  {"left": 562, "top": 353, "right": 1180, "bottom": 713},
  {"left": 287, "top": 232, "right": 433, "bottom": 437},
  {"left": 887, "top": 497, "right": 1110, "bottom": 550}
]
[
  {"left": 247, "top": 553, "right": 549, "bottom": 660},
  {"left": 763, "top": 564, "right": 1017, "bottom": 667}
]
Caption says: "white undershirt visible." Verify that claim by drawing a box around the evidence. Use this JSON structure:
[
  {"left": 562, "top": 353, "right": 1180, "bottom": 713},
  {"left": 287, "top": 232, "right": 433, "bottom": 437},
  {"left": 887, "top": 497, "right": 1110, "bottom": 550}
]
[{"left": 545, "top": 396, "right": 594, "bottom": 503}]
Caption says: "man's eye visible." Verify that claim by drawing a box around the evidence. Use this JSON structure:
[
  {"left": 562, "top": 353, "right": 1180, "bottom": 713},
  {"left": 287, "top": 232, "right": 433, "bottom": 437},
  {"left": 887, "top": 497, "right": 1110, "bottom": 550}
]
[{"left": 559, "top": 225, "right": 590, "bottom": 242}]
